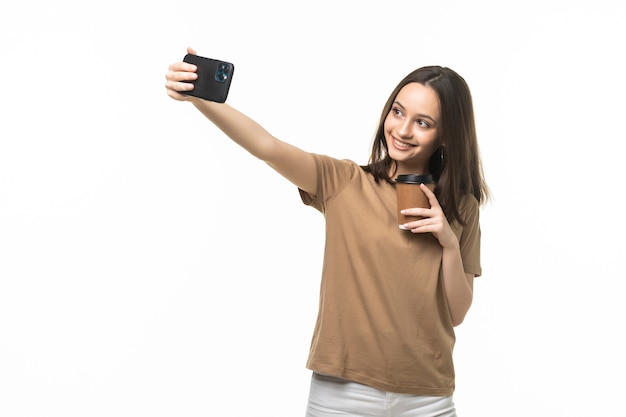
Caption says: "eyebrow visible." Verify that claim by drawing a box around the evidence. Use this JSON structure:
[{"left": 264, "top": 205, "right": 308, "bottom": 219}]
[{"left": 394, "top": 100, "right": 438, "bottom": 124}]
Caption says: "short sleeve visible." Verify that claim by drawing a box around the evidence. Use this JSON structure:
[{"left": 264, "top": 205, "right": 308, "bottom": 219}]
[
  {"left": 455, "top": 195, "right": 482, "bottom": 277},
  {"left": 299, "top": 154, "right": 359, "bottom": 214}
]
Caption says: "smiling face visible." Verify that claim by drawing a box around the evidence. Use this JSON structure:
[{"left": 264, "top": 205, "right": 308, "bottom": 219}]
[{"left": 384, "top": 82, "right": 441, "bottom": 175}]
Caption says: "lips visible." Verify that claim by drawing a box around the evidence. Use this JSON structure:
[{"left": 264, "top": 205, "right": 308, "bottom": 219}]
[{"left": 392, "top": 137, "right": 416, "bottom": 150}]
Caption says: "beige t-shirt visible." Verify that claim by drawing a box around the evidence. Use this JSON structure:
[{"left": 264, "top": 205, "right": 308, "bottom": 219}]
[{"left": 299, "top": 154, "right": 481, "bottom": 396}]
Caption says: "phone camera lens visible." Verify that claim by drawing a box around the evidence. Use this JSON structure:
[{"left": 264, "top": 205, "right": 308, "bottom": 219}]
[{"left": 215, "top": 65, "right": 229, "bottom": 83}]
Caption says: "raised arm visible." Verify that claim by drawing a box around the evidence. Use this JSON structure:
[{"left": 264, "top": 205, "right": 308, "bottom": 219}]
[{"left": 165, "top": 48, "right": 318, "bottom": 194}]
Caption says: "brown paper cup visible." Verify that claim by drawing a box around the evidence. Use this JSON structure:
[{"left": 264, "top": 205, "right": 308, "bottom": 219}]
[{"left": 396, "top": 174, "right": 435, "bottom": 227}]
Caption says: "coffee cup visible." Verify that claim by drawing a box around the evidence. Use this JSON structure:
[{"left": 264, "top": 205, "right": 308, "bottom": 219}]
[{"left": 396, "top": 174, "right": 435, "bottom": 227}]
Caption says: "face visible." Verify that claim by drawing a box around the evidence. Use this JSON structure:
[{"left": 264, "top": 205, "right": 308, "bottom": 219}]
[{"left": 384, "top": 82, "right": 441, "bottom": 174}]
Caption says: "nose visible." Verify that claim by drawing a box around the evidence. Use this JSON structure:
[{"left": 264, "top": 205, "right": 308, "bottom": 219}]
[{"left": 398, "top": 119, "right": 413, "bottom": 138}]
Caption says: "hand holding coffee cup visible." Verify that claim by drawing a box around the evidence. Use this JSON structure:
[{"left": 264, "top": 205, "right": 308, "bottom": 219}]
[{"left": 396, "top": 174, "right": 435, "bottom": 229}]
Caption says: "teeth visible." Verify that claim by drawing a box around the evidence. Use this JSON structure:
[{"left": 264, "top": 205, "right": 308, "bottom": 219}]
[{"left": 394, "top": 139, "right": 413, "bottom": 148}]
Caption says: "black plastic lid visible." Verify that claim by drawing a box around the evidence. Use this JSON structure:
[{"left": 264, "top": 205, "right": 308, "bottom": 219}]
[{"left": 395, "top": 174, "right": 434, "bottom": 184}]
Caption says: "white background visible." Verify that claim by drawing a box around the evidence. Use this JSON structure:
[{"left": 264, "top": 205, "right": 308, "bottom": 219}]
[{"left": 1, "top": 1, "right": 625, "bottom": 416}]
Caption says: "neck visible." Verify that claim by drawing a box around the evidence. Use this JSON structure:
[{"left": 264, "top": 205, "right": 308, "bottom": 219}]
[{"left": 390, "top": 160, "right": 429, "bottom": 179}]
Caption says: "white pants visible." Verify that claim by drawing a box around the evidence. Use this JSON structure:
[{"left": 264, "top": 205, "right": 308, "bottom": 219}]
[{"left": 305, "top": 373, "right": 457, "bottom": 417}]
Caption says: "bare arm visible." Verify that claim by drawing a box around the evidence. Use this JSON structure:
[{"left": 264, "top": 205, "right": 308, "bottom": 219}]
[
  {"left": 440, "top": 242, "right": 474, "bottom": 326},
  {"left": 400, "top": 184, "right": 474, "bottom": 326},
  {"left": 165, "top": 48, "right": 317, "bottom": 194}
]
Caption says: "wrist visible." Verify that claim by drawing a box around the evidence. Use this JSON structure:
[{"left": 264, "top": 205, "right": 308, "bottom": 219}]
[{"left": 441, "top": 234, "right": 460, "bottom": 251}]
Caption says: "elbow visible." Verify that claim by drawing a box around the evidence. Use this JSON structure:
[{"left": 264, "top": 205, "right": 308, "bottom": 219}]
[
  {"left": 450, "top": 299, "right": 473, "bottom": 327},
  {"left": 445, "top": 272, "right": 474, "bottom": 327},
  {"left": 452, "top": 315, "right": 466, "bottom": 327}
]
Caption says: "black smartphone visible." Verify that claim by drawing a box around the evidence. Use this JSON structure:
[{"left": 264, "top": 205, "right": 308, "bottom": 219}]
[{"left": 182, "top": 54, "right": 235, "bottom": 103}]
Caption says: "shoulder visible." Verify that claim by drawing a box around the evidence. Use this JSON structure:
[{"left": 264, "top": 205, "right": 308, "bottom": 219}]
[
  {"left": 301, "top": 154, "right": 367, "bottom": 209},
  {"left": 310, "top": 153, "right": 363, "bottom": 180},
  {"left": 311, "top": 153, "right": 360, "bottom": 168}
]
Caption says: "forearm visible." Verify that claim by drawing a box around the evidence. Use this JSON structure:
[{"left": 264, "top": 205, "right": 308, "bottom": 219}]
[
  {"left": 189, "top": 97, "right": 318, "bottom": 193},
  {"left": 441, "top": 241, "right": 473, "bottom": 326},
  {"left": 191, "top": 98, "right": 278, "bottom": 161}
]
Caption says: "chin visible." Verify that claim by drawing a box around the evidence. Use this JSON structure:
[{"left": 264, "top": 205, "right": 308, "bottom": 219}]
[{"left": 388, "top": 150, "right": 417, "bottom": 162}]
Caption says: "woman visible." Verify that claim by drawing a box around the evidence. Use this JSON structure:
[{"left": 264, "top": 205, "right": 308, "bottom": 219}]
[{"left": 165, "top": 47, "right": 489, "bottom": 417}]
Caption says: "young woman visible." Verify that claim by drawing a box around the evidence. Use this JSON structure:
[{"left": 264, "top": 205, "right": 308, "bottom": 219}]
[{"left": 165, "top": 47, "right": 489, "bottom": 417}]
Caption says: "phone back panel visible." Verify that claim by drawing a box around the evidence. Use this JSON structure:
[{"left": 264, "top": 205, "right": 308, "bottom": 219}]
[{"left": 182, "top": 54, "right": 235, "bottom": 103}]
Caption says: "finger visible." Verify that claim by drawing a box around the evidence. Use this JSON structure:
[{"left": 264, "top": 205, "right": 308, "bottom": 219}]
[
  {"left": 165, "top": 79, "right": 195, "bottom": 96},
  {"left": 165, "top": 70, "right": 197, "bottom": 84},
  {"left": 420, "top": 183, "right": 441, "bottom": 208},
  {"left": 400, "top": 207, "right": 429, "bottom": 218},
  {"left": 168, "top": 61, "right": 198, "bottom": 75},
  {"left": 166, "top": 88, "right": 189, "bottom": 101},
  {"left": 400, "top": 213, "right": 430, "bottom": 230},
  {"left": 187, "top": 46, "right": 197, "bottom": 55},
  {"left": 401, "top": 220, "right": 434, "bottom": 233},
  {"left": 165, "top": 63, "right": 198, "bottom": 91},
  {"left": 409, "top": 225, "right": 437, "bottom": 235},
  {"left": 164, "top": 68, "right": 197, "bottom": 98},
  {"left": 407, "top": 219, "right": 442, "bottom": 235}
]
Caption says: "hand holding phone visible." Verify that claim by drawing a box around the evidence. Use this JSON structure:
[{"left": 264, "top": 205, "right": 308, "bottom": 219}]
[{"left": 182, "top": 54, "right": 235, "bottom": 103}]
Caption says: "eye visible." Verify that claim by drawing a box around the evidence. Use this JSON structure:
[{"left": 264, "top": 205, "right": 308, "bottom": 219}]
[
  {"left": 416, "top": 119, "right": 431, "bottom": 128},
  {"left": 392, "top": 107, "right": 404, "bottom": 118}
]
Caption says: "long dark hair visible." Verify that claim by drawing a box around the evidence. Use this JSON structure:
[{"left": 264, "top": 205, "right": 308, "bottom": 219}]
[{"left": 362, "top": 66, "right": 490, "bottom": 225}]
